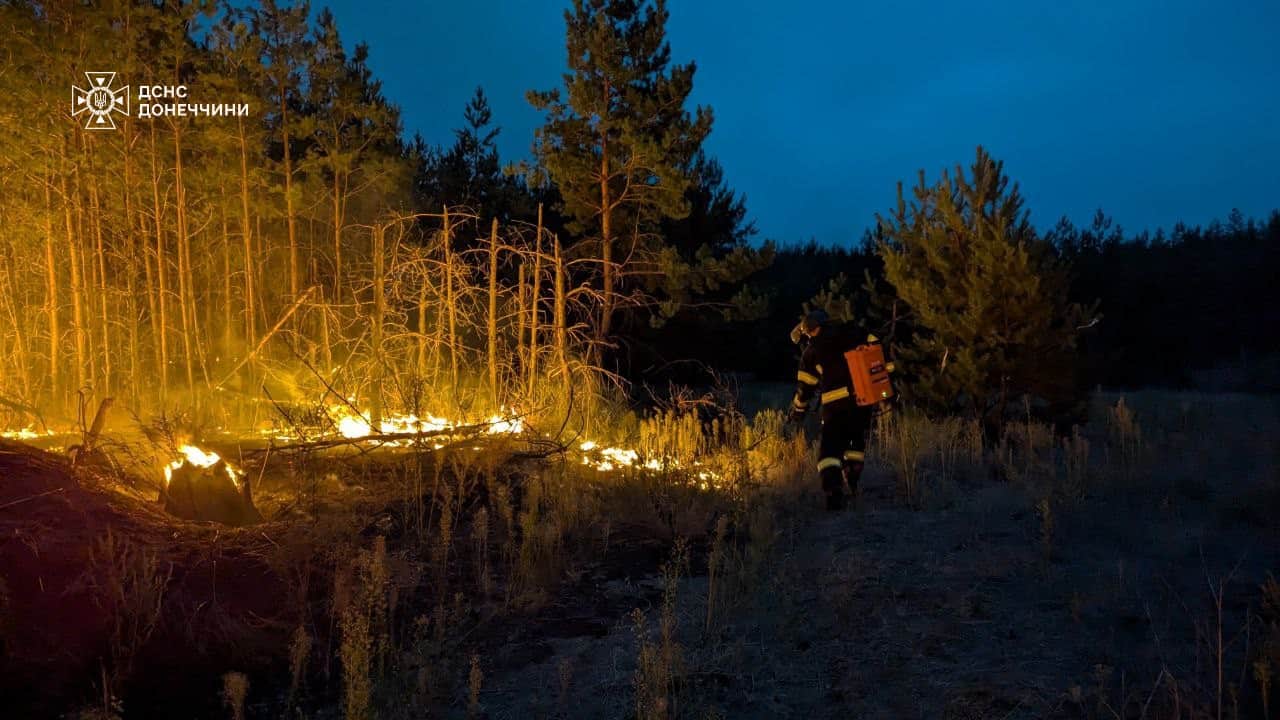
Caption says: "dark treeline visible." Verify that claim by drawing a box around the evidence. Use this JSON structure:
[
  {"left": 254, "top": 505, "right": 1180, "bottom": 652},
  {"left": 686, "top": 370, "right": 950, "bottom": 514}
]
[
  {"left": 644, "top": 208, "right": 1280, "bottom": 396},
  {"left": 1050, "top": 209, "right": 1280, "bottom": 390}
]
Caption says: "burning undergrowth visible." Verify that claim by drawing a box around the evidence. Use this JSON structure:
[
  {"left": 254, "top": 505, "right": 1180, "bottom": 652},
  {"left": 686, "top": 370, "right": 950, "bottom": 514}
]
[{"left": 0, "top": 393, "right": 805, "bottom": 718}]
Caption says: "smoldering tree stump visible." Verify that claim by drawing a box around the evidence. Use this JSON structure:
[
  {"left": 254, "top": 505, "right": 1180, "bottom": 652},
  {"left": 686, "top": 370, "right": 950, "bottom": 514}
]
[{"left": 159, "top": 460, "right": 262, "bottom": 526}]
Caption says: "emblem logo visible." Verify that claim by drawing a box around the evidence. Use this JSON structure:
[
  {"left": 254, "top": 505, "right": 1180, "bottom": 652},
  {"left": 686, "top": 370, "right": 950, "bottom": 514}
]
[{"left": 72, "top": 72, "right": 131, "bottom": 130}]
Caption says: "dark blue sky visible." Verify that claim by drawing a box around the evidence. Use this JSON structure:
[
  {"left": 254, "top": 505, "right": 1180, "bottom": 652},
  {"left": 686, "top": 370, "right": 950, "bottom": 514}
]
[{"left": 322, "top": 0, "right": 1279, "bottom": 245}]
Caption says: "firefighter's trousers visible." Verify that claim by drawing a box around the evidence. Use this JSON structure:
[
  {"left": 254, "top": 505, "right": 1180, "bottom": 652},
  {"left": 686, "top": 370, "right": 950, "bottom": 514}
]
[{"left": 817, "top": 401, "right": 873, "bottom": 497}]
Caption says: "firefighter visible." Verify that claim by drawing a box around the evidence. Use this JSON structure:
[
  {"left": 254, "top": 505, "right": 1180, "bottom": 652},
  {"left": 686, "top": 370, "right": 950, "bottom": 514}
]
[{"left": 788, "top": 309, "right": 876, "bottom": 511}]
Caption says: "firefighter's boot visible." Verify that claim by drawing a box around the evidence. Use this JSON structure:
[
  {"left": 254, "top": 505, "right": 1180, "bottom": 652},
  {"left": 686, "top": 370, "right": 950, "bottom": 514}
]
[
  {"left": 843, "top": 459, "right": 864, "bottom": 509},
  {"left": 821, "top": 468, "right": 846, "bottom": 512}
]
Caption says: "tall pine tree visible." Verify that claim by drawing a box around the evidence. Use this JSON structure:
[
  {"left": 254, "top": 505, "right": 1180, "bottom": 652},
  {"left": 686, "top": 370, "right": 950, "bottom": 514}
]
[
  {"left": 877, "top": 146, "right": 1091, "bottom": 430},
  {"left": 528, "top": 0, "right": 712, "bottom": 339}
]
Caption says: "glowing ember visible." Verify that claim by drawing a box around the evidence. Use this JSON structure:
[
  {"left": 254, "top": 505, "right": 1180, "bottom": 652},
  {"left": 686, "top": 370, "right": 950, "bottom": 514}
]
[{"left": 164, "top": 444, "right": 241, "bottom": 488}]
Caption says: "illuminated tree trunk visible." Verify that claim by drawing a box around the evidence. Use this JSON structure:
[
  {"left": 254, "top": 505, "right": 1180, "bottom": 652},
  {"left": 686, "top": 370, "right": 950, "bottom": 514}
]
[
  {"left": 172, "top": 123, "right": 196, "bottom": 392},
  {"left": 86, "top": 145, "right": 111, "bottom": 396},
  {"left": 332, "top": 171, "right": 343, "bottom": 306},
  {"left": 488, "top": 218, "right": 499, "bottom": 407},
  {"left": 554, "top": 236, "right": 569, "bottom": 400},
  {"left": 528, "top": 203, "right": 542, "bottom": 391},
  {"left": 43, "top": 176, "right": 60, "bottom": 400},
  {"left": 599, "top": 130, "right": 613, "bottom": 339},
  {"left": 315, "top": 260, "right": 333, "bottom": 373},
  {"left": 60, "top": 144, "right": 86, "bottom": 393},
  {"left": 0, "top": 242, "right": 30, "bottom": 399},
  {"left": 221, "top": 191, "right": 233, "bottom": 364},
  {"left": 140, "top": 205, "right": 159, "bottom": 395},
  {"left": 417, "top": 261, "right": 429, "bottom": 377},
  {"left": 282, "top": 90, "right": 300, "bottom": 337},
  {"left": 121, "top": 123, "right": 141, "bottom": 405},
  {"left": 149, "top": 123, "right": 169, "bottom": 401},
  {"left": 444, "top": 206, "right": 458, "bottom": 390},
  {"left": 370, "top": 224, "right": 385, "bottom": 426},
  {"left": 255, "top": 215, "right": 267, "bottom": 335},
  {"left": 517, "top": 262, "right": 526, "bottom": 382},
  {"left": 70, "top": 142, "right": 98, "bottom": 391},
  {"left": 237, "top": 116, "right": 256, "bottom": 361}
]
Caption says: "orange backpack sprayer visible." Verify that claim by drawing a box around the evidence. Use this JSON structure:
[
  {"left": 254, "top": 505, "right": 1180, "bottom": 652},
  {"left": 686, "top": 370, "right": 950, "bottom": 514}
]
[{"left": 844, "top": 341, "right": 895, "bottom": 406}]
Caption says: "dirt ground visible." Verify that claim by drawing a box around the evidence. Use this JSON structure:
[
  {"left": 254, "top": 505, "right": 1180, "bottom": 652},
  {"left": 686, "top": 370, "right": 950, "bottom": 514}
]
[{"left": 474, "top": 393, "right": 1280, "bottom": 720}]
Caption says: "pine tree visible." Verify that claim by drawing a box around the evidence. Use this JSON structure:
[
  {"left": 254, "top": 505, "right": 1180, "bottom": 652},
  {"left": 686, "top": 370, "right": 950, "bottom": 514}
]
[
  {"left": 877, "top": 146, "right": 1091, "bottom": 430},
  {"left": 208, "top": 8, "right": 269, "bottom": 366},
  {"left": 527, "top": 0, "right": 713, "bottom": 338},
  {"left": 306, "top": 9, "right": 402, "bottom": 306},
  {"left": 432, "top": 87, "right": 515, "bottom": 221},
  {"left": 660, "top": 151, "right": 756, "bottom": 257},
  {"left": 252, "top": 0, "right": 312, "bottom": 328},
  {"left": 449, "top": 87, "right": 502, "bottom": 211}
]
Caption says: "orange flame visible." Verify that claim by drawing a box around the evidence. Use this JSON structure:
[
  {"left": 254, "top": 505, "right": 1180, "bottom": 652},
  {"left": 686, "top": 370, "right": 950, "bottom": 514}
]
[{"left": 164, "top": 444, "right": 241, "bottom": 488}]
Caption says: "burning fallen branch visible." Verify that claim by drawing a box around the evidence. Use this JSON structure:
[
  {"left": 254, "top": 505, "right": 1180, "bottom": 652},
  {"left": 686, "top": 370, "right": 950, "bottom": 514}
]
[
  {"left": 251, "top": 402, "right": 530, "bottom": 456},
  {"left": 250, "top": 424, "right": 484, "bottom": 454}
]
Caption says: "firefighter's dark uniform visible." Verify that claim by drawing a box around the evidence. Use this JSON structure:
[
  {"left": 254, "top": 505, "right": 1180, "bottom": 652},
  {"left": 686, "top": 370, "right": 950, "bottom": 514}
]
[{"left": 791, "top": 321, "right": 875, "bottom": 509}]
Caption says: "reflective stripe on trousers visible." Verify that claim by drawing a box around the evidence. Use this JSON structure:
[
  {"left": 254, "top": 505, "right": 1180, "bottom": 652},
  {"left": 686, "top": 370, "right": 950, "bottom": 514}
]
[{"left": 817, "top": 457, "right": 842, "bottom": 471}]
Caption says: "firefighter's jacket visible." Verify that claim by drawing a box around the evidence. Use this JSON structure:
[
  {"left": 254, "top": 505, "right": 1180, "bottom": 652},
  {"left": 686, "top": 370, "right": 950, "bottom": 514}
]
[{"left": 792, "top": 322, "right": 870, "bottom": 419}]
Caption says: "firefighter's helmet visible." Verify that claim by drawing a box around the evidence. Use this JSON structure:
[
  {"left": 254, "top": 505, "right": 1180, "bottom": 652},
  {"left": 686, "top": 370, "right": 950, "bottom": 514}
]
[
  {"left": 801, "top": 309, "right": 829, "bottom": 334},
  {"left": 790, "top": 308, "right": 830, "bottom": 344}
]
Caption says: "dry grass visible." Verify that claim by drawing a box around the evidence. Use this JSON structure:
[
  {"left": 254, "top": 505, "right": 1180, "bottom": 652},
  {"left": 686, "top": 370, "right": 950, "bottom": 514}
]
[
  {"left": 220, "top": 672, "right": 248, "bottom": 720},
  {"left": 872, "top": 408, "right": 983, "bottom": 507},
  {"left": 85, "top": 529, "right": 173, "bottom": 701},
  {"left": 11, "top": 388, "right": 1276, "bottom": 719},
  {"left": 634, "top": 539, "right": 689, "bottom": 720}
]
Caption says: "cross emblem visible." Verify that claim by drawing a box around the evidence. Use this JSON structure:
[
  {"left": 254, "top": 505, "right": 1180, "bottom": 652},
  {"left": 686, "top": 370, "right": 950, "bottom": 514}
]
[{"left": 72, "top": 72, "right": 131, "bottom": 130}]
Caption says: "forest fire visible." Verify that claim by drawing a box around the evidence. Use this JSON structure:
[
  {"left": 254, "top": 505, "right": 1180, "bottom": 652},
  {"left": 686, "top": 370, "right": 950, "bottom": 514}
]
[
  {"left": 3, "top": 0, "right": 1276, "bottom": 717},
  {"left": 0, "top": 427, "right": 52, "bottom": 441},
  {"left": 318, "top": 406, "right": 721, "bottom": 485},
  {"left": 326, "top": 406, "right": 526, "bottom": 445},
  {"left": 576, "top": 439, "right": 720, "bottom": 487}
]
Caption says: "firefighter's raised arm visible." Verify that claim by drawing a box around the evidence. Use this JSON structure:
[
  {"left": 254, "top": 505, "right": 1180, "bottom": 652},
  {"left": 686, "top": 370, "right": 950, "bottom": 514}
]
[
  {"left": 792, "top": 343, "right": 820, "bottom": 421},
  {"left": 789, "top": 312, "right": 829, "bottom": 422}
]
